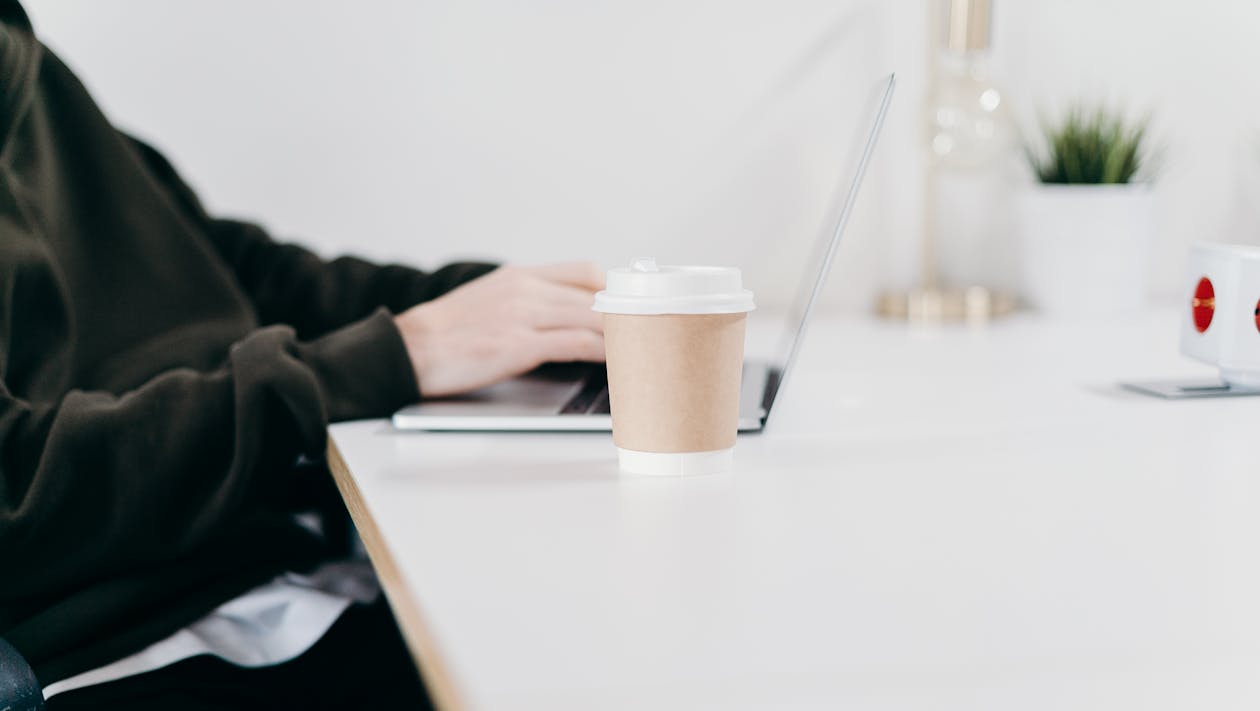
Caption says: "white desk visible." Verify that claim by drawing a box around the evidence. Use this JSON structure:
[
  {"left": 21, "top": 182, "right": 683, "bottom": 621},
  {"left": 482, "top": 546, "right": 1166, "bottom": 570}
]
[{"left": 328, "top": 310, "right": 1260, "bottom": 711}]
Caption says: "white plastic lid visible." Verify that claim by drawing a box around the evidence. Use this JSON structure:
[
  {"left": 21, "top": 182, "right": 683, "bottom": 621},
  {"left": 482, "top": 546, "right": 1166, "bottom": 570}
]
[
  {"left": 592, "top": 257, "right": 756, "bottom": 315},
  {"left": 617, "top": 447, "right": 733, "bottom": 476}
]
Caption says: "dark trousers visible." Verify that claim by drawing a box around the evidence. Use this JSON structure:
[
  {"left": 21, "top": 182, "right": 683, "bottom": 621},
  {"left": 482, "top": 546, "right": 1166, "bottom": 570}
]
[{"left": 46, "top": 600, "right": 432, "bottom": 710}]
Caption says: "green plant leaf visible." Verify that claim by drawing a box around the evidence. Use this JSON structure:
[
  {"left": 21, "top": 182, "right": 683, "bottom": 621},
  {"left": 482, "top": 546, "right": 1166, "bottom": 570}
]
[{"left": 1025, "top": 103, "right": 1151, "bottom": 184}]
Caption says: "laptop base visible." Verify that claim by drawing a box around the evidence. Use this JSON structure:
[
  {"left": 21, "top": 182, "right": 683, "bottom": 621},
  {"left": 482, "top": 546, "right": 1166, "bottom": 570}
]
[{"left": 392, "top": 362, "right": 770, "bottom": 432}]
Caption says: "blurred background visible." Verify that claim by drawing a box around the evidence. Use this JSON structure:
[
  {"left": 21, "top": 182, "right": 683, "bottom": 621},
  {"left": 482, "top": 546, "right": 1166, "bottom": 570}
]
[{"left": 23, "top": 0, "right": 1260, "bottom": 312}]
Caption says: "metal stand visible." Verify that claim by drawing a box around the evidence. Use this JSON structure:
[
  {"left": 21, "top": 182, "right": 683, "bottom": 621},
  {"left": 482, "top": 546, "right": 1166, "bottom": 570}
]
[
  {"left": 876, "top": 143, "right": 1017, "bottom": 323},
  {"left": 876, "top": 285, "right": 1016, "bottom": 322}
]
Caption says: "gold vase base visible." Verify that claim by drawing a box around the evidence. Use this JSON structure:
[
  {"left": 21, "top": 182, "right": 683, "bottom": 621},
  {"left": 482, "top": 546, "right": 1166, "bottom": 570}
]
[{"left": 875, "top": 286, "right": 1018, "bottom": 322}]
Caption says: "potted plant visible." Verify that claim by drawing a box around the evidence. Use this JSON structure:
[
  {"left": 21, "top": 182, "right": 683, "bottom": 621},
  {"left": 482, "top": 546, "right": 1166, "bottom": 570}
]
[{"left": 1017, "top": 106, "right": 1155, "bottom": 317}]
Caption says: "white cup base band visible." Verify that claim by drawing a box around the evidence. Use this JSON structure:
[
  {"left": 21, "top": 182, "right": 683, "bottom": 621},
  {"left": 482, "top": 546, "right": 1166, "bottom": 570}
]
[{"left": 616, "top": 447, "right": 733, "bottom": 476}]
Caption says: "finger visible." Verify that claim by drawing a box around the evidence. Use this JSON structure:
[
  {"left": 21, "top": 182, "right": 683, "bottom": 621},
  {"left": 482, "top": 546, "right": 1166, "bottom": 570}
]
[
  {"left": 529, "top": 305, "right": 604, "bottom": 332},
  {"left": 528, "top": 280, "right": 604, "bottom": 331},
  {"left": 525, "top": 262, "right": 605, "bottom": 292},
  {"left": 531, "top": 328, "right": 606, "bottom": 363},
  {"left": 534, "top": 279, "right": 601, "bottom": 308}
]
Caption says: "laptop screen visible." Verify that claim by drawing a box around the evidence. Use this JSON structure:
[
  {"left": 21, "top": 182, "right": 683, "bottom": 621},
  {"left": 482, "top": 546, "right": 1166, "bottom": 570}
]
[{"left": 762, "top": 74, "right": 896, "bottom": 421}]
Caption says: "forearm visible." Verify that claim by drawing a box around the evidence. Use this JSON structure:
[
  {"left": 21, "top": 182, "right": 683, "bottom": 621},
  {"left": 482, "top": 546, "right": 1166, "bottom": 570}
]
[
  {"left": 123, "top": 132, "right": 498, "bottom": 337},
  {"left": 0, "top": 309, "right": 415, "bottom": 600},
  {"left": 208, "top": 217, "right": 497, "bottom": 338}
]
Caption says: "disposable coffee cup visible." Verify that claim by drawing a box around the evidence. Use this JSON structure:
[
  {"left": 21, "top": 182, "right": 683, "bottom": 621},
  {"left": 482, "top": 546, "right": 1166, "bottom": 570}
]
[{"left": 593, "top": 258, "right": 755, "bottom": 475}]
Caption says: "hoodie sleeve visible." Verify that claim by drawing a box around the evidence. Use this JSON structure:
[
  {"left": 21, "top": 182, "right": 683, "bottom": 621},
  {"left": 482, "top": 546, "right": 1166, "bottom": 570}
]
[
  {"left": 124, "top": 135, "right": 498, "bottom": 340},
  {"left": 0, "top": 306, "right": 417, "bottom": 602}
]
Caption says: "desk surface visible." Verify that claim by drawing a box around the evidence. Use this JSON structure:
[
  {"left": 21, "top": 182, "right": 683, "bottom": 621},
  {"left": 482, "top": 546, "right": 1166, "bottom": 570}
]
[{"left": 328, "top": 310, "right": 1260, "bottom": 711}]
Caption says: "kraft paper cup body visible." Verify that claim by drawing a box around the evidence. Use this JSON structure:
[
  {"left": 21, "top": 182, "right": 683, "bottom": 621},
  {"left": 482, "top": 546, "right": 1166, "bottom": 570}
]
[{"left": 593, "top": 260, "right": 755, "bottom": 476}]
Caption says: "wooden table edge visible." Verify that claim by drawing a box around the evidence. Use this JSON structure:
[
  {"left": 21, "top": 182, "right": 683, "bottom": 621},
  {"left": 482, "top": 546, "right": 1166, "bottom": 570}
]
[{"left": 327, "top": 435, "right": 469, "bottom": 711}]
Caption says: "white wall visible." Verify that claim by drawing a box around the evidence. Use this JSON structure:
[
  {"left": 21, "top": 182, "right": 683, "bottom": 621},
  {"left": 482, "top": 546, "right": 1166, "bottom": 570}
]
[{"left": 20, "top": 1, "right": 1260, "bottom": 311}]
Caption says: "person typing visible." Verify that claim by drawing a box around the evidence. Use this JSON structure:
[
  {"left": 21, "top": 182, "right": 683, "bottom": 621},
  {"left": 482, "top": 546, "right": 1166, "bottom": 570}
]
[{"left": 0, "top": 3, "right": 603, "bottom": 707}]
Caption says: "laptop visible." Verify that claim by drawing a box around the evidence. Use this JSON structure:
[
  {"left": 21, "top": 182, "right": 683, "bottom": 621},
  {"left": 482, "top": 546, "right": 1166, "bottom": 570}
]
[{"left": 392, "top": 73, "right": 895, "bottom": 433}]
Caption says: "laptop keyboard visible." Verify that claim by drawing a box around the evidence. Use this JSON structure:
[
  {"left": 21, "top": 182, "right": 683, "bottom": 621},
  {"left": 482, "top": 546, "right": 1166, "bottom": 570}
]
[
  {"left": 559, "top": 369, "right": 611, "bottom": 415},
  {"left": 588, "top": 387, "right": 611, "bottom": 414}
]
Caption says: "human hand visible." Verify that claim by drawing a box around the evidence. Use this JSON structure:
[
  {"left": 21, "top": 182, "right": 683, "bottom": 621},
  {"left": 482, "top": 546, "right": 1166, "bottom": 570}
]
[{"left": 394, "top": 262, "right": 605, "bottom": 398}]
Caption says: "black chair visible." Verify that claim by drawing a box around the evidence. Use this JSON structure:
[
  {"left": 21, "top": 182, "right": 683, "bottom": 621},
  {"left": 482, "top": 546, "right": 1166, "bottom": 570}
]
[{"left": 0, "top": 637, "right": 44, "bottom": 711}]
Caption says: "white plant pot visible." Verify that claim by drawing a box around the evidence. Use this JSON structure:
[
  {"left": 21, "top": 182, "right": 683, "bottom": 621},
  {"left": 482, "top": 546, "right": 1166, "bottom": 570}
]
[{"left": 1015, "top": 184, "right": 1155, "bottom": 317}]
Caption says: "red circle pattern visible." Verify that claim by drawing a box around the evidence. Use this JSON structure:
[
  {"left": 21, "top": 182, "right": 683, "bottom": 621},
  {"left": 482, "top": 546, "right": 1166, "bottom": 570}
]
[{"left": 1192, "top": 277, "right": 1215, "bottom": 333}]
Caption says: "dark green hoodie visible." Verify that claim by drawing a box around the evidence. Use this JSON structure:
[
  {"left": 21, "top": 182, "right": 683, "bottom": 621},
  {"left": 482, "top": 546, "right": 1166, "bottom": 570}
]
[{"left": 0, "top": 2, "right": 493, "bottom": 685}]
